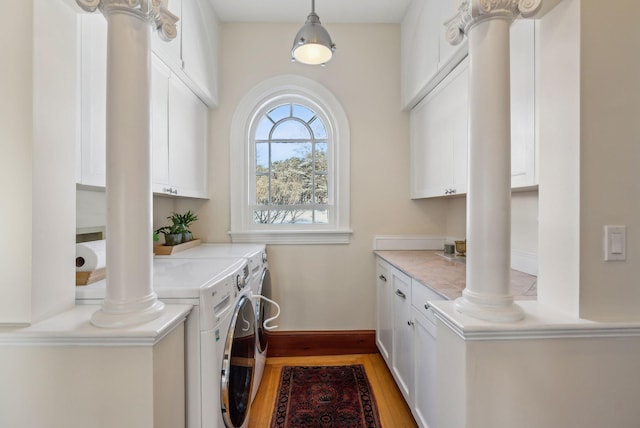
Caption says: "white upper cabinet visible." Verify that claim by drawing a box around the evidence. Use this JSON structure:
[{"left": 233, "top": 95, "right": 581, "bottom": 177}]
[
  {"left": 410, "top": 59, "right": 469, "bottom": 199},
  {"left": 152, "top": 0, "right": 220, "bottom": 107},
  {"left": 510, "top": 19, "right": 537, "bottom": 189},
  {"left": 167, "top": 76, "right": 208, "bottom": 199},
  {"left": 151, "top": 58, "right": 209, "bottom": 199},
  {"left": 401, "top": 0, "right": 468, "bottom": 110},
  {"left": 151, "top": 58, "right": 171, "bottom": 193},
  {"left": 77, "top": 14, "right": 209, "bottom": 199},
  {"left": 181, "top": 0, "right": 220, "bottom": 106},
  {"left": 78, "top": 13, "right": 107, "bottom": 188},
  {"left": 401, "top": 0, "right": 439, "bottom": 110},
  {"left": 409, "top": 20, "right": 537, "bottom": 199}
]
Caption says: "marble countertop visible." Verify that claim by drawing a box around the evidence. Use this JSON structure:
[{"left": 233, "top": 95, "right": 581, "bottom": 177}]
[{"left": 375, "top": 250, "right": 537, "bottom": 301}]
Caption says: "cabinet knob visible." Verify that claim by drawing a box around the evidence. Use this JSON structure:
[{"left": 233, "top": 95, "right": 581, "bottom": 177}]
[
  {"left": 378, "top": 274, "right": 387, "bottom": 282},
  {"left": 407, "top": 320, "right": 414, "bottom": 327},
  {"left": 395, "top": 289, "right": 407, "bottom": 299},
  {"left": 424, "top": 303, "right": 430, "bottom": 311}
]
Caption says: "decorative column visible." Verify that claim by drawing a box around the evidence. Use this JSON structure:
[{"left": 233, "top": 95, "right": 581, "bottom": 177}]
[
  {"left": 445, "top": 0, "right": 541, "bottom": 322},
  {"left": 76, "top": 0, "right": 178, "bottom": 328}
]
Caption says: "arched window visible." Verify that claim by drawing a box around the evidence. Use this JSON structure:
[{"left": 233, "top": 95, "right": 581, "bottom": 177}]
[{"left": 230, "top": 75, "right": 350, "bottom": 244}]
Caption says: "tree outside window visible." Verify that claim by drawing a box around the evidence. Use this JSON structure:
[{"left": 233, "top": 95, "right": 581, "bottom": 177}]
[{"left": 253, "top": 103, "right": 330, "bottom": 225}]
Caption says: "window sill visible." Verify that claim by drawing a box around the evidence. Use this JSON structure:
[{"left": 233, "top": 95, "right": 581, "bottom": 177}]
[{"left": 229, "top": 229, "right": 352, "bottom": 245}]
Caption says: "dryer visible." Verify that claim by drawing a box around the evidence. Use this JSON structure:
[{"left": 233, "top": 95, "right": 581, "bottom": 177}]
[
  {"left": 76, "top": 257, "right": 255, "bottom": 428},
  {"left": 155, "top": 243, "right": 276, "bottom": 401}
]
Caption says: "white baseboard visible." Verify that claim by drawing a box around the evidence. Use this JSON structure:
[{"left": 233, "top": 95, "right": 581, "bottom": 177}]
[{"left": 373, "top": 235, "right": 445, "bottom": 251}]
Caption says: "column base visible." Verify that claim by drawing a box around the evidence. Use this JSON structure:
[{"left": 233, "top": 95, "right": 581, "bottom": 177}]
[
  {"left": 454, "top": 290, "right": 525, "bottom": 323},
  {"left": 91, "top": 295, "right": 165, "bottom": 329}
]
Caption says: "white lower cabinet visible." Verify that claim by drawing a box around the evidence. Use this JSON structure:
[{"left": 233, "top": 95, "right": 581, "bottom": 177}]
[
  {"left": 375, "top": 256, "right": 444, "bottom": 427},
  {"left": 411, "top": 279, "right": 444, "bottom": 428},
  {"left": 391, "top": 267, "right": 413, "bottom": 402},
  {"left": 375, "top": 259, "right": 393, "bottom": 365}
]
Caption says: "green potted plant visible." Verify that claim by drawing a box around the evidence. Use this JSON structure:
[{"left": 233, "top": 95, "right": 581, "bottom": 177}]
[
  {"left": 168, "top": 210, "right": 198, "bottom": 243},
  {"left": 180, "top": 210, "right": 198, "bottom": 242},
  {"left": 154, "top": 225, "right": 183, "bottom": 246}
]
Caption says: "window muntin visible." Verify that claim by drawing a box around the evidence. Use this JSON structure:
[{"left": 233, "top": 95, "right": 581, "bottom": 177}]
[
  {"left": 252, "top": 102, "right": 330, "bottom": 225},
  {"left": 229, "top": 75, "right": 350, "bottom": 244}
]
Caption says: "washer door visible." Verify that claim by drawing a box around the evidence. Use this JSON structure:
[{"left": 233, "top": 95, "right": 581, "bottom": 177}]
[
  {"left": 256, "top": 269, "right": 272, "bottom": 354},
  {"left": 221, "top": 295, "right": 256, "bottom": 428}
]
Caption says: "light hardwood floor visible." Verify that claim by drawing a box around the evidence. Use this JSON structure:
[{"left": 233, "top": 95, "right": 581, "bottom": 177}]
[{"left": 249, "top": 353, "right": 418, "bottom": 427}]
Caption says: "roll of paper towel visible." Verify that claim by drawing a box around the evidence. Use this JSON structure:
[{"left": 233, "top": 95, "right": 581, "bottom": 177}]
[{"left": 76, "top": 240, "right": 106, "bottom": 272}]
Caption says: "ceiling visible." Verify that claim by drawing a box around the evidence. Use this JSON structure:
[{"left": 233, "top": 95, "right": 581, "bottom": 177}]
[{"left": 208, "top": 0, "right": 413, "bottom": 24}]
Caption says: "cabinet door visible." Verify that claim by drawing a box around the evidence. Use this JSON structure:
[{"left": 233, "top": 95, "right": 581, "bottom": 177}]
[
  {"left": 510, "top": 19, "right": 536, "bottom": 188},
  {"left": 375, "top": 258, "right": 393, "bottom": 365},
  {"left": 168, "top": 76, "right": 208, "bottom": 199},
  {"left": 79, "top": 13, "right": 107, "bottom": 187},
  {"left": 412, "top": 307, "right": 437, "bottom": 428},
  {"left": 401, "top": 0, "right": 440, "bottom": 109},
  {"left": 411, "top": 280, "right": 443, "bottom": 428},
  {"left": 151, "top": 57, "right": 171, "bottom": 194},
  {"left": 391, "top": 267, "right": 413, "bottom": 402},
  {"left": 181, "top": 0, "right": 219, "bottom": 106},
  {"left": 410, "top": 59, "right": 468, "bottom": 198}
]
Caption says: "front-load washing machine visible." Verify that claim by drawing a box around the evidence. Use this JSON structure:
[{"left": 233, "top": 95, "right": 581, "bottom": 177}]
[
  {"left": 155, "top": 243, "right": 278, "bottom": 401},
  {"left": 76, "top": 257, "right": 255, "bottom": 428}
]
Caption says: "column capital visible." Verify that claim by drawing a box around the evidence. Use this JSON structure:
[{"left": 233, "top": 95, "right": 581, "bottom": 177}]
[
  {"left": 76, "top": 0, "right": 178, "bottom": 41},
  {"left": 445, "top": 0, "right": 542, "bottom": 45}
]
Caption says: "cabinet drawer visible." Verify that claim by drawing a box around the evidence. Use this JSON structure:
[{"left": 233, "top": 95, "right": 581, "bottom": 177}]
[{"left": 411, "top": 280, "right": 445, "bottom": 323}]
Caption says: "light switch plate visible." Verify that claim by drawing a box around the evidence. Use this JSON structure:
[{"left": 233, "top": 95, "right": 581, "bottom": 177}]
[{"left": 604, "top": 225, "right": 626, "bottom": 261}]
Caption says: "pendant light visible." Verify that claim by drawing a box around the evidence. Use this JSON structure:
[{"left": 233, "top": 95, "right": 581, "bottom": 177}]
[{"left": 291, "top": 0, "right": 336, "bottom": 66}]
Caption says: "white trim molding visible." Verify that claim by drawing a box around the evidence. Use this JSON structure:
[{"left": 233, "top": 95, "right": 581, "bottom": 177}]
[
  {"left": 431, "top": 300, "right": 640, "bottom": 341},
  {"left": 229, "top": 75, "right": 350, "bottom": 245}
]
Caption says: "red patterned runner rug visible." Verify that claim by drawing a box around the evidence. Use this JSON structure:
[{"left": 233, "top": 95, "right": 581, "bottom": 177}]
[{"left": 270, "top": 365, "right": 382, "bottom": 428}]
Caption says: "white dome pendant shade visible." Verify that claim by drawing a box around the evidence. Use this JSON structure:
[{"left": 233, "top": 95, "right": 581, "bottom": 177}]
[{"left": 291, "top": 0, "right": 336, "bottom": 66}]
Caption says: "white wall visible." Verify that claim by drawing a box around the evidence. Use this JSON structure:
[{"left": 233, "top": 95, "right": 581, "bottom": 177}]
[
  {"left": 538, "top": 0, "right": 640, "bottom": 319},
  {"left": 578, "top": 0, "right": 640, "bottom": 319},
  {"left": 0, "top": 0, "right": 33, "bottom": 324},
  {"left": 182, "top": 23, "right": 449, "bottom": 330},
  {"left": 437, "top": 319, "right": 640, "bottom": 428},
  {"left": 0, "top": 325, "right": 185, "bottom": 428},
  {"left": 31, "top": 0, "right": 78, "bottom": 321},
  {"left": 537, "top": 0, "right": 582, "bottom": 316}
]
